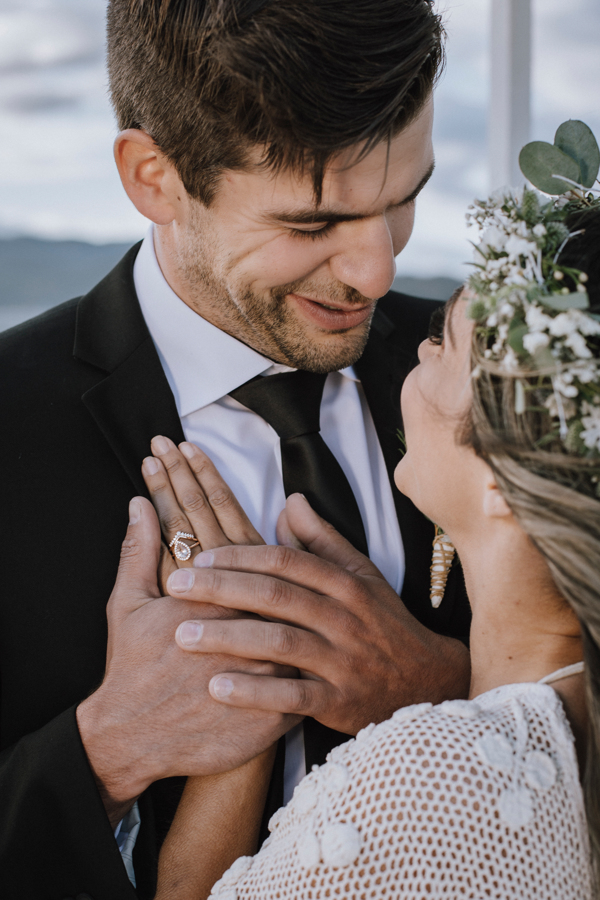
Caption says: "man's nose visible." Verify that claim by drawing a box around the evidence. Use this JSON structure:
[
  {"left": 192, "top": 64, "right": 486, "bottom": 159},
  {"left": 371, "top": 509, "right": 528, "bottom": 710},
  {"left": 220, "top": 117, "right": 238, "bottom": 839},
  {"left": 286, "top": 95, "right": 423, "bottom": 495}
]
[{"left": 329, "top": 215, "right": 397, "bottom": 300}]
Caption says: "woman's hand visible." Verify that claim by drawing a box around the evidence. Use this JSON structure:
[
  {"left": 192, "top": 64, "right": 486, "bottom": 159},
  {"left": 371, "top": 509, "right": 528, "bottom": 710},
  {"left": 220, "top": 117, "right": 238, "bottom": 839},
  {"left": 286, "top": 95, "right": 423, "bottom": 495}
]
[{"left": 142, "top": 435, "right": 264, "bottom": 593}]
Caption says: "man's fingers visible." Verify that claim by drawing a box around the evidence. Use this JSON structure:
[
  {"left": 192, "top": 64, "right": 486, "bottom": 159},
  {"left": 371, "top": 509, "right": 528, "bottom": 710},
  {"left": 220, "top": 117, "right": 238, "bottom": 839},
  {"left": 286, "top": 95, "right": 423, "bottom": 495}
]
[
  {"left": 167, "top": 565, "right": 332, "bottom": 628},
  {"left": 208, "top": 672, "right": 330, "bottom": 717},
  {"left": 111, "top": 497, "right": 162, "bottom": 604},
  {"left": 279, "top": 493, "right": 379, "bottom": 576},
  {"left": 175, "top": 618, "right": 328, "bottom": 673}
]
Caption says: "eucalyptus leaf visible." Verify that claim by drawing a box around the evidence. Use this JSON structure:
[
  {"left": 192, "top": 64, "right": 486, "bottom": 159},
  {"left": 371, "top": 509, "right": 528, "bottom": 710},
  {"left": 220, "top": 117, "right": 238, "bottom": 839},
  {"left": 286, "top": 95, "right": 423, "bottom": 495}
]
[
  {"left": 539, "top": 291, "right": 589, "bottom": 311},
  {"left": 507, "top": 322, "right": 528, "bottom": 354},
  {"left": 555, "top": 120, "right": 600, "bottom": 188},
  {"left": 519, "top": 141, "right": 581, "bottom": 194}
]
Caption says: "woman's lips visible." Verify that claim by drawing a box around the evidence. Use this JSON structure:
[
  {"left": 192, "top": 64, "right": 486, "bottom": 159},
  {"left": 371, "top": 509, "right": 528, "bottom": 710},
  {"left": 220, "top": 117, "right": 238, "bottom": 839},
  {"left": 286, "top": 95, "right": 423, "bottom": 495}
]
[{"left": 289, "top": 292, "right": 373, "bottom": 330}]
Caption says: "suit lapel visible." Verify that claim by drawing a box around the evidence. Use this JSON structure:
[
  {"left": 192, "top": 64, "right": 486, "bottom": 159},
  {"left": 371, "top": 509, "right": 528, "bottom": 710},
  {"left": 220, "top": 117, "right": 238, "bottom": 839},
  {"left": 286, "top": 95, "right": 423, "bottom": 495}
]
[{"left": 74, "top": 244, "right": 185, "bottom": 497}]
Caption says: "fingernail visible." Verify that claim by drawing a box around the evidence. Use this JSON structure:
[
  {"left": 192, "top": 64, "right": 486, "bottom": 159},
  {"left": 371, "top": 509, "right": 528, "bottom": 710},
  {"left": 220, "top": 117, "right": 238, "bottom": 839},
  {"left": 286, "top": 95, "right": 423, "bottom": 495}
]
[
  {"left": 212, "top": 676, "right": 234, "bottom": 699},
  {"left": 129, "top": 499, "right": 141, "bottom": 524},
  {"left": 177, "top": 620, "right": 203, "bottom": 646},
  {"left": 180, "top": 442, "right": 196, "bottom": 460},
  {"left": 152, "top": 435, "right": 169, "bottom": 456},
  {"left": 168, "top": 568, "right": 194, "bottom": 593},
  {"left": 143, "top": 456, "right": 160, "bottom": 476},
  {"left": 193, "top": 550, "right": 214, "bottom": 568}
]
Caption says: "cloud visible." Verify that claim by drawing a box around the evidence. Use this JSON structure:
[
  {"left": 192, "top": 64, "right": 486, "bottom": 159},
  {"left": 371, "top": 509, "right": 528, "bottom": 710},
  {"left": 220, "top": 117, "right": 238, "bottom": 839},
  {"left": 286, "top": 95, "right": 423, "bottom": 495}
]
[{"left": 0, "top": 7, "right": 100, "bottom": 73}]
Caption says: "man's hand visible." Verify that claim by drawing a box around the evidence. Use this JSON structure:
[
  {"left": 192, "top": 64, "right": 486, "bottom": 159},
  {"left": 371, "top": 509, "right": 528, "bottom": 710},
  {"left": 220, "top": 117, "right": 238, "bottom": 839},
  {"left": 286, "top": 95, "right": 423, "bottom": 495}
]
[
  {"left": 76, "top": 498, "right": 299, "bottom": 827},
  {"left": 166, "top": 494, "right": 471, "bottom": 736}
]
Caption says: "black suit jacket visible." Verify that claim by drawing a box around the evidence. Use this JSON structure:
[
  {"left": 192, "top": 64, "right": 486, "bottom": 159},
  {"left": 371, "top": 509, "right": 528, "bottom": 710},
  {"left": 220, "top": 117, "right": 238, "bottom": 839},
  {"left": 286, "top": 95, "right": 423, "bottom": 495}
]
[{"left": 0, "top": 245, "right": 470, "bottom": 899}]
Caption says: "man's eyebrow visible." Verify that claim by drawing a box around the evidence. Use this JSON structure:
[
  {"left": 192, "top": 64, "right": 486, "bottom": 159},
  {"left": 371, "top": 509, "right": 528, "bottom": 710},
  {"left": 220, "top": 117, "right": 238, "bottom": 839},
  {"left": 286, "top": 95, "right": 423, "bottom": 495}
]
[{"left": 262, "top": 160, "right": 436, "bottom": 226}]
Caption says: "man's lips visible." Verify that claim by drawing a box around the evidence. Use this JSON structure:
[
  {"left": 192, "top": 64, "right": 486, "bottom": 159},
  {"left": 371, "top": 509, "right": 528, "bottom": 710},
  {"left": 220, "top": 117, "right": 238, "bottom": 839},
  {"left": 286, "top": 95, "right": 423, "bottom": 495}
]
[{"left": 289, "top": 292, "right": 374, "bottom": 330}]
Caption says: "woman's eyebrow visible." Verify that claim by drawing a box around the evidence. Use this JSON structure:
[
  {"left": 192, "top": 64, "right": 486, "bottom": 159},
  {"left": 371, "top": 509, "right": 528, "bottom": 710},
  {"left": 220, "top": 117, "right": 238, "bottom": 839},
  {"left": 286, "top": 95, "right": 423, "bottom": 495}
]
[{"left": 444, "top": 286, "right": 464, "bottom": 349}]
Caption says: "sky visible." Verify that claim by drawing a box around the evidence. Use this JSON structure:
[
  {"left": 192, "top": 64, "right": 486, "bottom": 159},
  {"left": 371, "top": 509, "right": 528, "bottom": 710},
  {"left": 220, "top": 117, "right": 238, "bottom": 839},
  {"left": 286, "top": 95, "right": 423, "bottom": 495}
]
[{"left": 0, "top": 0, "right": 599, "bottom": 280}]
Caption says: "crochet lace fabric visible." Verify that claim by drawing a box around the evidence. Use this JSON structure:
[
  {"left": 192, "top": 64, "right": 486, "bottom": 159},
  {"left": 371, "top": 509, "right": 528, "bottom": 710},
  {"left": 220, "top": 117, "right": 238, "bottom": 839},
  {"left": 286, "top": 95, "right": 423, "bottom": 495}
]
[{"left": 210, "top": 683, "right": 592, "bottom": 899}]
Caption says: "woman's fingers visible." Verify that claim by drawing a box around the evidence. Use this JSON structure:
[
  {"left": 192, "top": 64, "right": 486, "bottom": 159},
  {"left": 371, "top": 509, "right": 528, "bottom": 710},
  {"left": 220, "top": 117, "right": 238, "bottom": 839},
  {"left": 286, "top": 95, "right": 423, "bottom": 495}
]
[
  {"left": 178, "top": 442, "right": 264, "bottom": 547},
  {"left": 144, "top": 436, "right": 228, "bottom": 554},
  {"left": 207, "top": 671, "right": 331, "bottom": 718}
]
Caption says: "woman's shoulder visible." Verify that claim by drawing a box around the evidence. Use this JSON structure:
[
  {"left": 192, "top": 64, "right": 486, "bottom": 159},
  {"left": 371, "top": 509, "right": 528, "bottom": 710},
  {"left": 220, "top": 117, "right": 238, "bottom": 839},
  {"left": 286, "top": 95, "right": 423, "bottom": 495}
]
[{"left": 212, "top": 683, "right": 592, "bottom": 899}]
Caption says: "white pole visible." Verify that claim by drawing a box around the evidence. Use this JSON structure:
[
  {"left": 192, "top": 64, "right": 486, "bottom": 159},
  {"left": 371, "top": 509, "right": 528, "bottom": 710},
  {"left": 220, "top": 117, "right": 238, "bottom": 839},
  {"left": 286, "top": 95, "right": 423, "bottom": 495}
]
[{"left": 489, "top": 0, "right": 532, "bottom": 190}]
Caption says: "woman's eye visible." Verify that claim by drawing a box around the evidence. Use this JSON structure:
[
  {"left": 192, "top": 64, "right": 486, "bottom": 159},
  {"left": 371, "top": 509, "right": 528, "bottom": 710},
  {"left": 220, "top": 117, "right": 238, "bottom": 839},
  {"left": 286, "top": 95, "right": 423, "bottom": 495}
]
[{"left": 427, "top": 305, "right": 445, "bottom": 346}]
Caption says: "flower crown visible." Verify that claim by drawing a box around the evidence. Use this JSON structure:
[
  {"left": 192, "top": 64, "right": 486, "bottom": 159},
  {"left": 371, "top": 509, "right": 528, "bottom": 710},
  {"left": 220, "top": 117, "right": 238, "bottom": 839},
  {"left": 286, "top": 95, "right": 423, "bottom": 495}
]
[{"left": 466, "top": 120, "right": 600, "bottom": 489}]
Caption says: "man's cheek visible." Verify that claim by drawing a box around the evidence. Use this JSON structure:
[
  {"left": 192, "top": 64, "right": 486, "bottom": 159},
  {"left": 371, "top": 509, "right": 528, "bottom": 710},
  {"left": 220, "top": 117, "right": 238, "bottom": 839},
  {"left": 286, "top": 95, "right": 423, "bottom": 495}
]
[{"left": 247, "top": 238, "right": 333, "bottom": 290}]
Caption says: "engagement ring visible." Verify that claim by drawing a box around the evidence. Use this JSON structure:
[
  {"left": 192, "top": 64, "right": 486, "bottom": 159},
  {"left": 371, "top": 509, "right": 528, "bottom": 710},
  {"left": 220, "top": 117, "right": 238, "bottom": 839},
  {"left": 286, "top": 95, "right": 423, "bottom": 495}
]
[{"left": 169, "top": 531, "right": 200, "bottom": 562}]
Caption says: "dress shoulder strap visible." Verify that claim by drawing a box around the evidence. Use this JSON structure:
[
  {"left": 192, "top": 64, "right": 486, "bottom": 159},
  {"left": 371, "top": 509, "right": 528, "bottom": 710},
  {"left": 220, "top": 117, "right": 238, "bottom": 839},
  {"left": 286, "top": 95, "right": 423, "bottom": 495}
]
[{"left": 538, "top": 661, "right": 584, "bottom": 685}]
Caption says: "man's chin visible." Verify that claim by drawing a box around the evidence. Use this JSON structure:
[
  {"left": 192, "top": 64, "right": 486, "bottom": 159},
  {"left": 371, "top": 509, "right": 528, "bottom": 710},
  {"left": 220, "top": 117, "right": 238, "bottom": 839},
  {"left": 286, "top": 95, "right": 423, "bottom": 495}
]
[{"left": 275, "top": 320, "right": 373, "bottom": 373}]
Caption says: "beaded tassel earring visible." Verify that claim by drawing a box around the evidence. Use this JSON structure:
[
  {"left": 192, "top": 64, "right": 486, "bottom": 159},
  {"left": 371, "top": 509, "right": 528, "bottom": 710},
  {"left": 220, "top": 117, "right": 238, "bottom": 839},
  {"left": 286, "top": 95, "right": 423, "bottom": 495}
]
[{"left": 430, "top": 526, "right": 455, "bottom": 608}]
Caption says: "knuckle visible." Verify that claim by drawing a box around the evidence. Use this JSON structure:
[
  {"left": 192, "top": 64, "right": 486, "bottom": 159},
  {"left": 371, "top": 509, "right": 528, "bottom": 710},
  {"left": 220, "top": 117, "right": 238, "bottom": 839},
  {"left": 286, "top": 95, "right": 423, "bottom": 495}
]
[
  {"left": 269, "top": 624, "right": 298, "bottom": 658},
  {"left": 286, "top": 679, "right": 311, "bottom": 714},
  {"left": 163, "top": 455, "right": 183, "bottom": 475},
  {"left": 180, "top": 490, "right": 207, "bottom": 514},
  {"left": 207, "top": 487, "right": 232, "bottom": 509},
  {"left": 265, "top": 544, "right": 296, "bottom": 575},
  {"left": 119, "top": 534, "right": 140, "bottom": 562},
  {"left": 162, "top": 513, "right": 186, "bottom": 534},
  {"left": 261, "top": 576, "right": 290, "bottom": 610}
]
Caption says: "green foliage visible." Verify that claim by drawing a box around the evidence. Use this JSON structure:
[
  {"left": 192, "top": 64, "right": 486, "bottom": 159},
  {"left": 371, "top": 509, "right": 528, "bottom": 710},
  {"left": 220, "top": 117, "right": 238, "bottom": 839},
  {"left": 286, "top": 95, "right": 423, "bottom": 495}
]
[
  {"left": 521, "top": 188, "right": 540, "bottom": 224},
  {"left": 565, "top": 419, "right": 585, "bottom": 455},
  {"left": 555, "top": 120, "right": 600, "bottom": 188},
  {"left": 519, "top": 142, "right": 581, "bottom": 195},
  {"left": 519, "top": 120, "right": 600, "bottom": 195},
  {"left": 545, "top": 221, "right": 570, "bottom": 246},
  {"left": 539, "top": 291, "right": 589, "bottom": 311}
]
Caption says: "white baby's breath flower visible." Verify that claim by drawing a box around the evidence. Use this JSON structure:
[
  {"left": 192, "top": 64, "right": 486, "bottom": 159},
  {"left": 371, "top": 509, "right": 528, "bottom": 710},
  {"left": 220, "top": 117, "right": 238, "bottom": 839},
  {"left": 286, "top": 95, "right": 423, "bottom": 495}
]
[
  {"left": 581, "top": 402, "right": 600, "bottom": 451},
  {"left": 549, "top": 311, "right": 581, "bottom": 337},
  {"left": 523, "top": 331, "right": 550, "bottom": 354},
  {"left": 545, "top": 393, "right": 577, "bottom": 420},
  {"left": 504, "top": 270, "right": 529, "bottom": 287},
  {"left": 571, "top": 362, "right": 599, "bottom": 384},
  {"left": 564, "top": 331, "right": 592, "bottom": 359},
  {"left": 553, "top": 371, "right": 579, "bottom": 398},
  {"left": 499, "top": 347, "right": 520, "bottom": 371},
  {"left": 533, "top": 224, "right": 547, "bottom": 237},
  {"left": 525, "top": 304, "right": 552, "bottom": 332},
  {"left": 480, "top": 226, "right": 507, "bottom": 253},
  {"left": 578, "top": 314, "right": 600, "bottom": 336},
  {"left": 505, "top": 234, "right": 538, "bottom": 261}
]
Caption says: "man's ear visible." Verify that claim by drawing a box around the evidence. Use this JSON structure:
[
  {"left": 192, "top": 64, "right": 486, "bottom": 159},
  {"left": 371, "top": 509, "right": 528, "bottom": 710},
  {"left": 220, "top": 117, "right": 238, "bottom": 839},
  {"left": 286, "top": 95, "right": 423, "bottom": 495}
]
[
  {"left": 482, "top": 480, "right": 512, "bottom": 518},
  {"left": 114, "top": 129, "right": 179, "bottom": 225}
]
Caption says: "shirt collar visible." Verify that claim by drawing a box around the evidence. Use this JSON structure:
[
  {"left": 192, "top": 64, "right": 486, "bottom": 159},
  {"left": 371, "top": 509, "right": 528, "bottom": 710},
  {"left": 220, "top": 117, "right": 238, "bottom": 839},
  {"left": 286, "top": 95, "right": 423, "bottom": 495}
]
[{"left": 134, "top": 226, "right": 359, "bottom": 417}]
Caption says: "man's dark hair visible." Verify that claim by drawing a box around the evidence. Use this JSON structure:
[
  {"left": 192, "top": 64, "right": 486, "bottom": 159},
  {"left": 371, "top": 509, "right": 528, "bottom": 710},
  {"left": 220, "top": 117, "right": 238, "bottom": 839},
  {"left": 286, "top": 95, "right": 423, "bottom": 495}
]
[{"left": 107, "top": 0, "right": 444, "bottom": 205}]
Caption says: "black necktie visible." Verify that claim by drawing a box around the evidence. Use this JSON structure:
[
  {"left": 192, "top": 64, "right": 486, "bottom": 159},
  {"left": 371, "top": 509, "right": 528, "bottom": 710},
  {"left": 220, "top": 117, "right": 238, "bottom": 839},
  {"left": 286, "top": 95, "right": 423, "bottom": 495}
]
[
  {"left": 230, "top": 369, "right": 363, "bottom": 825},
  {"left": 229, "top": 370, "right": 368, "bottom": 555}
]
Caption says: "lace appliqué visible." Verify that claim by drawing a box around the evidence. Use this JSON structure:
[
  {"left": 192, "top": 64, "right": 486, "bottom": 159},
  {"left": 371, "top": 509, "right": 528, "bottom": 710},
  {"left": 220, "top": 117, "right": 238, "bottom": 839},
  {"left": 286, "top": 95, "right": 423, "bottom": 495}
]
[
  {"left": 474, "top": 698, "right": 557, "bottom": 827},
  {"left": 211, "top": 686, "right": 592, "bottom": 900}
]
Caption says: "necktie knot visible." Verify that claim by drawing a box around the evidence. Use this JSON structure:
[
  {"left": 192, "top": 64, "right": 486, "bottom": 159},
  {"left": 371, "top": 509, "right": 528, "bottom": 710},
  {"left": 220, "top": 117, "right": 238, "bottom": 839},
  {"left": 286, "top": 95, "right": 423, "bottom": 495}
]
[{"left": 229, "top": 370, "right": 327, "bottom": 440}]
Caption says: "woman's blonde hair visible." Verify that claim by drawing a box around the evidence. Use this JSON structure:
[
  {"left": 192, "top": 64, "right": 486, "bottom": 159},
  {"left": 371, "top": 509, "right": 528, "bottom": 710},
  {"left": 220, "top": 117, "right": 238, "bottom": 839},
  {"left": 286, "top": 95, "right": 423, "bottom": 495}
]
[{"left": 460, "top": 207, "right": 600, "bottom": 878}]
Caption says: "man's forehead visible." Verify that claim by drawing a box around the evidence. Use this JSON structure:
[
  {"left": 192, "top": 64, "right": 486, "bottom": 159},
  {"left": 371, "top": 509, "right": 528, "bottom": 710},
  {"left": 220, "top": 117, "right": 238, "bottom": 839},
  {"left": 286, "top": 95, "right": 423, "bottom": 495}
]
[{"left": 258, "top": 157, "right": 435, "bottom": 224}]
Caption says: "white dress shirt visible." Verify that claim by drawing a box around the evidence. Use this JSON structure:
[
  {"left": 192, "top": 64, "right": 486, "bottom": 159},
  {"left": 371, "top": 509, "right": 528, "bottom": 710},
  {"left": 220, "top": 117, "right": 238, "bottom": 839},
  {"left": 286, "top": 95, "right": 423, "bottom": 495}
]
[{"left": 116, "top": 226, "right": 405, "bottom": 878}]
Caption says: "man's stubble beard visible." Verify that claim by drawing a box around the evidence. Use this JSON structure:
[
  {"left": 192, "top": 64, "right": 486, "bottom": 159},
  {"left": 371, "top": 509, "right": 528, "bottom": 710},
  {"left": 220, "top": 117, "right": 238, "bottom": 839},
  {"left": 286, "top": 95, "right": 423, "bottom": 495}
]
[{"left": 174, "top": 219, "right": 376, "bottom": 374}]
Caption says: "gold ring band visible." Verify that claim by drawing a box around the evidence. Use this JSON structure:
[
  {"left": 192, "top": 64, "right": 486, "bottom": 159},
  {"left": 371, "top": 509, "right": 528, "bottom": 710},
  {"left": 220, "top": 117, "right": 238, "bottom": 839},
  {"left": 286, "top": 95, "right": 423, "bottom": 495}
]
[{"left": 169, "top": 531, "right": 201, "bottom": 562}]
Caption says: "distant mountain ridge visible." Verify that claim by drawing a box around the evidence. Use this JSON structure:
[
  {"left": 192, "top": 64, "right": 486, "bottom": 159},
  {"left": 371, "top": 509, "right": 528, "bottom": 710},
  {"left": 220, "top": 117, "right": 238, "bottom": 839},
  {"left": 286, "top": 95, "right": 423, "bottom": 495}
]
[{"left": 0, "top": 236, "right": 460, "bottom": 310}]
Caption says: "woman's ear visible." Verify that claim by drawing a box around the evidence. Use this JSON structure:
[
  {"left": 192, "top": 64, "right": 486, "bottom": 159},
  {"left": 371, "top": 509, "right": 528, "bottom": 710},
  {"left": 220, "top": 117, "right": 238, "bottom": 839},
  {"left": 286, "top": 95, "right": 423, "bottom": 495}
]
[
  {"left": 482, "top": 480, "right": 512, "bottom": 518},
  {"left": 114, "top": 129, "right": 180, "bottom": 225}
]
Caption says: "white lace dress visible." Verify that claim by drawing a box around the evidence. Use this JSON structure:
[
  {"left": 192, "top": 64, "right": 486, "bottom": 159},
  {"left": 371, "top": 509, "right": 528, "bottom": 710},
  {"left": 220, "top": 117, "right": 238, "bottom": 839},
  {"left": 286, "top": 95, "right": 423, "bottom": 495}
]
[{"left": 209, "top": 681, "right": 592, "bottom": 899}]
